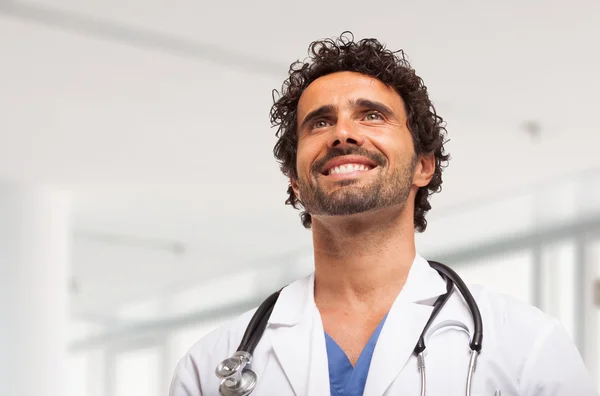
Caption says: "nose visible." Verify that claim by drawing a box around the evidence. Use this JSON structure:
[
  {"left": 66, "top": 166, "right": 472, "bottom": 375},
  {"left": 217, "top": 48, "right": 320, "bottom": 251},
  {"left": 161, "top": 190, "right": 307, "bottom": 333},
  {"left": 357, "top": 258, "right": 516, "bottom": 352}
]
[{"left": 327, "top": 119, "right": 365, "bottom": 149}]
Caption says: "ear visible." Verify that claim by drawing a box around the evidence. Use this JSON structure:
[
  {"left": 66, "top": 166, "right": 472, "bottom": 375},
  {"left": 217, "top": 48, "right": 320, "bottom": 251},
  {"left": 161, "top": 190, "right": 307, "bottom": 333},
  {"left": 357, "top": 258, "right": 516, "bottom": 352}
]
[
  {"left": 413, "top": 154, "right": 435, "bottom": 188},
  {"left": 290, "top": 177, "right": 301, "bottom": 201}
]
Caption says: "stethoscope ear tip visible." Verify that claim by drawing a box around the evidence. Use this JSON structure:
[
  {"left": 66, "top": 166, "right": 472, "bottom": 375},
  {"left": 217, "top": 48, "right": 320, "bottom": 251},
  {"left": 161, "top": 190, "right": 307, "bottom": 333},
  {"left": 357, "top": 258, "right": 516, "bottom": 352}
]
[{"left": 470, "top": 340, "right": 483, "bottom": 352}]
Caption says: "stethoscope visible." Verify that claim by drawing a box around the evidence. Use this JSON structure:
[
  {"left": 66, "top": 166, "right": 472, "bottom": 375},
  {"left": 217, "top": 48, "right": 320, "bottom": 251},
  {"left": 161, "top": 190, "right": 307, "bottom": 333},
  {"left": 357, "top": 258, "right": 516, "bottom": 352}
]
[{"left": 215, "top": 261, "right": 485, "bottom": 396}]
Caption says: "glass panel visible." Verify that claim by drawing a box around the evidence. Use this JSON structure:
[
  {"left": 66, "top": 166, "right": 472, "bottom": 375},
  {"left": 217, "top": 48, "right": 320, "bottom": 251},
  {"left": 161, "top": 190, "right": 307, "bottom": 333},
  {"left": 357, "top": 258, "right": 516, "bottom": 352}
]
[
  {"left": 89, "top": 349, "right": 106, "bottom": 396},
  {"left": 115, "top": 347, "right": 160, "bottom": 396},
  {"left": 67, "top": 348, "right": 105, "bottom": 396},
  {"left": 68, "top": 353, "right": 87, "bottom": 396},
  {"left": 590, "top": 238, "right": 600, "bottom": 390},
  {"left": 540, "top": 240, "right": 576, "bottom": 339}
]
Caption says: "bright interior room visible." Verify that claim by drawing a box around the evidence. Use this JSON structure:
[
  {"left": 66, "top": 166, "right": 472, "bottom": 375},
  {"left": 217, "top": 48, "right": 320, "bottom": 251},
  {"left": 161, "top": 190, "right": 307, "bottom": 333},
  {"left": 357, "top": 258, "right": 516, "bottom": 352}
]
[{"left": 1, "top": 1, "right": 600, "bottom": 395}]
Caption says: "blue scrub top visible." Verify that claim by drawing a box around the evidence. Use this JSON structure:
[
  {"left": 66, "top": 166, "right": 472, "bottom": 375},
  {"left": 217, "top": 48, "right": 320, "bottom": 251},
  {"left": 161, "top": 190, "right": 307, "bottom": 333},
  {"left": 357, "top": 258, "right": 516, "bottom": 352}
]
[{"left": 325, "top": 314, "right": 388, "bottom": 396}]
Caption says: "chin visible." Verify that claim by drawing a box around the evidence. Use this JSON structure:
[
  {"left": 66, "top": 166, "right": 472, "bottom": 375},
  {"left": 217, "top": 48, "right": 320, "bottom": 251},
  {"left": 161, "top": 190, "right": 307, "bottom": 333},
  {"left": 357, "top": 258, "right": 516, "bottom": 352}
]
[{"left": 323, "top": 186, "right": 368, "bottom": 201}]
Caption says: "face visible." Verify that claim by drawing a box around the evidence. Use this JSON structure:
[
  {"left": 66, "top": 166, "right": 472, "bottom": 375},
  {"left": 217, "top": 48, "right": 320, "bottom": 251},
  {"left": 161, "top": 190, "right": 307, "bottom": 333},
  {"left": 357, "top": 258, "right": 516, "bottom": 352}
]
[{"left": 291, "top": 71, "right": 430, "bottom": 221}]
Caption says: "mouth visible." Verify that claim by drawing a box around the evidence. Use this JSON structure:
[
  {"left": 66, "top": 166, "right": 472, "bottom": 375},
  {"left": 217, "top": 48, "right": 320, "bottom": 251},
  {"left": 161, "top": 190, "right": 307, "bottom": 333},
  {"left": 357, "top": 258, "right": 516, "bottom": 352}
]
[{"left": 320, "top": 156, "right": 379, "bottom": 178}]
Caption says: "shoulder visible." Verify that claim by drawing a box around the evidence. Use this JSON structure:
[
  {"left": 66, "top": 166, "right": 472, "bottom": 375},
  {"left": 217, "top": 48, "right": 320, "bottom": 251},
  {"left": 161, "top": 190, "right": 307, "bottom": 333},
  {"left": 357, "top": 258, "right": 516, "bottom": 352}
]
[
  {"left": 471, "top": 284, "right": 551, "bottom": 333},
  {"left": 468, "top": 284, "right": 562, "bottom": 357},
  {"left": 193, "top": 308, "right": 257, "bottom": 359},
  {"left": 444, "top": 282, "right": 555, "bottom": 368},
  {"left": 169, "top": 272, "right": 313, "bottom": 396},
  {"left": 169, "top": 308, "right": 258, "bottom": 396},
  {"left": 169, "top": 273, "right": 314, "bottom": 396},
  {"left": 467, "top": 285, "right": 596, "bottom": 394}
]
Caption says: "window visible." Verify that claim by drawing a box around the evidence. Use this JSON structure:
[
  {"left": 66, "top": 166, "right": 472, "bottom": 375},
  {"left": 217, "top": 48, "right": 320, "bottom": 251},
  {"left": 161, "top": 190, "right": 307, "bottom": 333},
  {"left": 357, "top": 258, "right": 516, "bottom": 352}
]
[
  {"left": 68, "top": 353, "right": 87, "bottom": 396},
  {"left": 67, "top": 348, "right": 104, "bottom": 396},
  {"left": 589, "top": 238, "right": 600, "bottom": 389},
  {"left": 540, "top": 240, "right": 576, "bottom": 339},
  {"left": 114, "top": 347, "right": 160, "bottom": 396}
]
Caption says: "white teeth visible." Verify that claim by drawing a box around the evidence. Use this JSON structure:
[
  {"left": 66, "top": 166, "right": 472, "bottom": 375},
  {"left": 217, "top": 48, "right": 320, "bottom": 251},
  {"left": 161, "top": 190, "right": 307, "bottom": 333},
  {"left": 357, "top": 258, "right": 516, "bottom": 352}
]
[{"left": 328, "top": 163, "right": 371, "bottom": 175}]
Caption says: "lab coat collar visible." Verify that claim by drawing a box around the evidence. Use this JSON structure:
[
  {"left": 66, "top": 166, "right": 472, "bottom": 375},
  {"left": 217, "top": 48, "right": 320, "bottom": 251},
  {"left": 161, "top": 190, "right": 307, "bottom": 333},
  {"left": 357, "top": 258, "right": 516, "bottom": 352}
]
[
  {"left": 268, "top": 253, "right": 447, "bottom": 326},
  {"left": 363, "top": 254, "right": 449, "bottom": 395},
  {"left": 268, "top": 271, "right": 315, "bottom": 326},
  {"left": 267, "top": 270, "right": 324, "bottom": 395},
  {"left": 268, "top": 253, "right": 448, "bottom": 396},
  {"left": 401, "top": 253, "right": 450, "bottom": 303}
]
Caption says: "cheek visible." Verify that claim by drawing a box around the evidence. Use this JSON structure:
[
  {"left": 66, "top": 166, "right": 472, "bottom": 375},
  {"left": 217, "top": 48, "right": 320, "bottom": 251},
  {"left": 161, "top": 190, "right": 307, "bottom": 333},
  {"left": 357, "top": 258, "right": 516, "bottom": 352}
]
[
  {"left": 371, "top": 133, "right": 414, "bottom": 161},
  {"left": 296, "top": 138, "right": 321, "bottom": 178}
]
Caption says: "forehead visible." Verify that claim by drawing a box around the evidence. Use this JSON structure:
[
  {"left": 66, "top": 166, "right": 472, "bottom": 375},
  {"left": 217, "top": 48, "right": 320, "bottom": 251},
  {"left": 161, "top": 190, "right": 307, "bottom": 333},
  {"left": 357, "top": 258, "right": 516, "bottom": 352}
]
[{"left": 297, "top": 71, "right": 404, "bottom": 116}]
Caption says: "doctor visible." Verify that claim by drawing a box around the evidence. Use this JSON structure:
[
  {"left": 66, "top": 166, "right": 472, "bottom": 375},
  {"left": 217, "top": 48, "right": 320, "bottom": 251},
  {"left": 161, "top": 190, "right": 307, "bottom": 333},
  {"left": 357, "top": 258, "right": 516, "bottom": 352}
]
[{"left": 170, "top": 32, "right": 597, "bottom": 395}]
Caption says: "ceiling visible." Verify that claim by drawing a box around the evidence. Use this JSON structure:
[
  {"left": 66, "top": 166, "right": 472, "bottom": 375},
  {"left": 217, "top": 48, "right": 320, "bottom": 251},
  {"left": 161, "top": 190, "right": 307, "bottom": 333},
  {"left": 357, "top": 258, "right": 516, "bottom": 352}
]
[{"left": 1, "top": 0, "right": 599, "bottom": 321}]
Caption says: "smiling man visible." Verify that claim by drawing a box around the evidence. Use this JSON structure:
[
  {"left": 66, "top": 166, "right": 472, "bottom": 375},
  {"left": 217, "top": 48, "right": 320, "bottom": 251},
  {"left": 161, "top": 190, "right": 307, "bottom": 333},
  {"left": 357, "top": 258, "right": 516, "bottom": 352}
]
[
  {"left": 290, "top": 74, "right": 424, "bottom": 232},
  {"left": 170, "top": 33, "right": 596, "bottom": 396}
]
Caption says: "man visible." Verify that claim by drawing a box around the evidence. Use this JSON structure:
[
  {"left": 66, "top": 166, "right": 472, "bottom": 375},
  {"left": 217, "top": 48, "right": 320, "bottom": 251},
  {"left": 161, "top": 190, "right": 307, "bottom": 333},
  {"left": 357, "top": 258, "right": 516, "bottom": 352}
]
[{"left": 170, "top": 33, "right": 597, "bottom": 395}]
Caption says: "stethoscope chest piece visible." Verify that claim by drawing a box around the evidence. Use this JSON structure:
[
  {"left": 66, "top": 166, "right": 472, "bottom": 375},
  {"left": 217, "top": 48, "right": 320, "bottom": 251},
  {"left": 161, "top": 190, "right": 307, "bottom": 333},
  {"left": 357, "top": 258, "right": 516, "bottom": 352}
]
[
  {"left": 218, "top": 370, "right": 257, "bottom": 396},
  {"left": 216, "top": 351, "right": 258, "bottom": 396}
]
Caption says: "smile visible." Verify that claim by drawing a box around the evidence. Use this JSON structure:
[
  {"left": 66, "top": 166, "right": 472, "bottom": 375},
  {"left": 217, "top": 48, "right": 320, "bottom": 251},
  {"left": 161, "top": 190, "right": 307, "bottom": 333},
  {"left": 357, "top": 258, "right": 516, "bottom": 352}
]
[
  {"left": 326, "top": 163, "right": 374, "bottom": 175},
  {"left": 320, "top": 155, "right": 380, "bottom": 178}
]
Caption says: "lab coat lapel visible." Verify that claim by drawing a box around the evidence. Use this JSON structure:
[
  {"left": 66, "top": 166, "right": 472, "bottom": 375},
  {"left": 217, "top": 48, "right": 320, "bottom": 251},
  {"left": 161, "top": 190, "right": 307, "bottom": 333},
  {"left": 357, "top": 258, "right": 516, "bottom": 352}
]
[
  {"left": 269, "top": 273, "right": 329, "bottom": 396},
  {"left": 363, "top": 255, "right": 448, "bottom": 395}
]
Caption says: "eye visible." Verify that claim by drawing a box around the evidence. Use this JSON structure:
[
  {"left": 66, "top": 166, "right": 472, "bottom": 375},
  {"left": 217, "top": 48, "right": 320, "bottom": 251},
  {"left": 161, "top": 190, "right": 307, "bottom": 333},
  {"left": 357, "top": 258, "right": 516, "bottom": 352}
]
[
  {"left": 364, "top": 111, "right": 384, "bottom": 121},
  {"left": 312, "top": 119, "right": 330, "bottom": 129}
]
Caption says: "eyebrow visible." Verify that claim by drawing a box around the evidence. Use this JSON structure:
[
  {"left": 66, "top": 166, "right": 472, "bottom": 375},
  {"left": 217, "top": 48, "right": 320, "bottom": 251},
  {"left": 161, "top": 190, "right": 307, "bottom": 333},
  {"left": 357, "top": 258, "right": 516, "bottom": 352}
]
[
  {"left": 299, "top": 104, "right": 337, "bottom": 130},
  {"left": 351, "top": 98, "right": 396, "bottom": 120},
  {"left": 298, "top": 98, "right": 396, "bottom": 130}
]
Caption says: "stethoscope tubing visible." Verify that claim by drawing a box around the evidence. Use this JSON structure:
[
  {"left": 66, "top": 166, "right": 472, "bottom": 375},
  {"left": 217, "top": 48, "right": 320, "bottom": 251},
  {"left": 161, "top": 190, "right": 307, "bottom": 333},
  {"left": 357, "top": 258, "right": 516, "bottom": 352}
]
[
  {"left": 237, "top": 290, "right": 281, "bottom": 354},
  {"left": 427, "top": 261, "right": 483, "bottom": 352}
]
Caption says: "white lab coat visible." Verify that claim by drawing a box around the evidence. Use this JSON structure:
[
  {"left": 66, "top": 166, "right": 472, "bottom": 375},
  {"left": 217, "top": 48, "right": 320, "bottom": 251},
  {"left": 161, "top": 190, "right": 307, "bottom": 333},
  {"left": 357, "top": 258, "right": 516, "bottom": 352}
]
[{"left": 170, "top": 254, "right": 598, "bottom": 395}]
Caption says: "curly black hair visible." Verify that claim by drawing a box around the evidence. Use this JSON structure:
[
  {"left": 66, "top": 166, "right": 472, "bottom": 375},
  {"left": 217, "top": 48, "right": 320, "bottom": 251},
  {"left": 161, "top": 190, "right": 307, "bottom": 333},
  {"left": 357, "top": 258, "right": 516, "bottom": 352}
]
[{"left": 270, "top": 32, "right": 450, "bottom": 232}]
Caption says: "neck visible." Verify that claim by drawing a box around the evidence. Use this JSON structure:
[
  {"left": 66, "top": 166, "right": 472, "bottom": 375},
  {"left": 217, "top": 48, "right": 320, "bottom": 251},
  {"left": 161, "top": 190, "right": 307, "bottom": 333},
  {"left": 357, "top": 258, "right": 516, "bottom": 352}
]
[{"left": 311, "top": 204, "right": 416, "bottom": 313}]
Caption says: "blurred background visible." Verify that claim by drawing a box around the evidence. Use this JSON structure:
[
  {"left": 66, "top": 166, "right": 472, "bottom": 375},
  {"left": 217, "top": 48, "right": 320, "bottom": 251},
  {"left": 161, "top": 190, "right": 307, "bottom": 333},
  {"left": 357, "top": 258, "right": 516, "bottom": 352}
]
[{"left": 1, "top": 0, "right": 599, "bottom": 394}]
